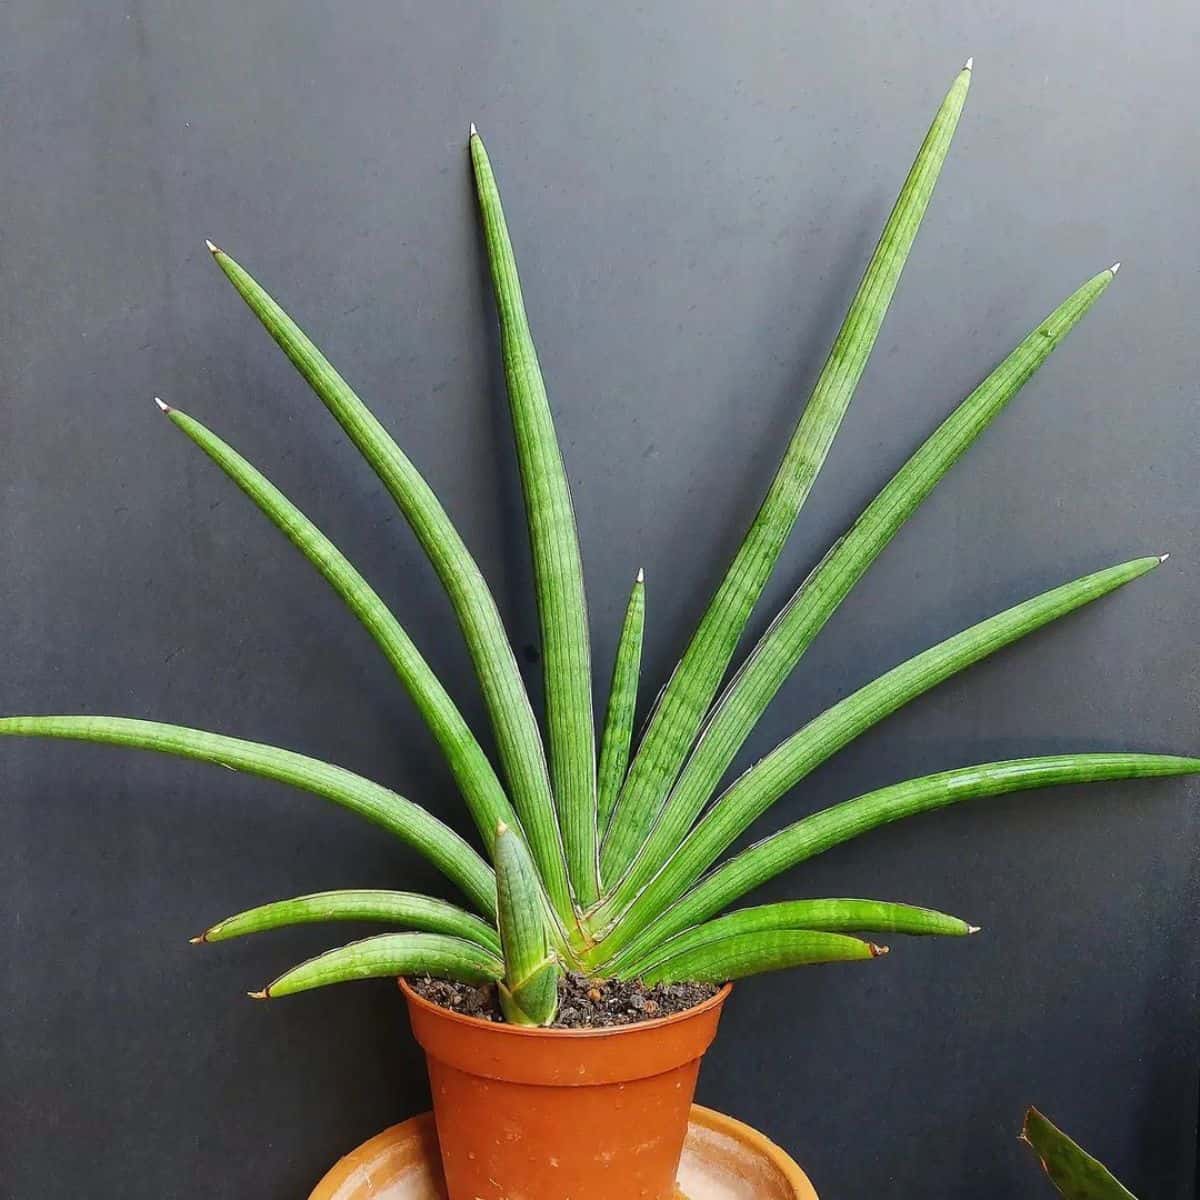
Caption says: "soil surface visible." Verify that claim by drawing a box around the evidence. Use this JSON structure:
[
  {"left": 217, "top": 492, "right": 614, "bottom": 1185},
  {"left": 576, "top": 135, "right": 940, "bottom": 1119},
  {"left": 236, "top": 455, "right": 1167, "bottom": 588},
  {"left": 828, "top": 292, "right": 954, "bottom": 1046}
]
[{"left": 408, "top": 972, "right": 719, "bottom": 1028}]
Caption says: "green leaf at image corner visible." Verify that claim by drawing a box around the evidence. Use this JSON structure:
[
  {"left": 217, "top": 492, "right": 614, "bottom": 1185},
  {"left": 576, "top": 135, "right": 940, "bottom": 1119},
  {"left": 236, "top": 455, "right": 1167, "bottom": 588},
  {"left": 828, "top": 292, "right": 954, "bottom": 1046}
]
[{"left": 1021, "top": 1108, "right": 1139, "bottom": 1199}]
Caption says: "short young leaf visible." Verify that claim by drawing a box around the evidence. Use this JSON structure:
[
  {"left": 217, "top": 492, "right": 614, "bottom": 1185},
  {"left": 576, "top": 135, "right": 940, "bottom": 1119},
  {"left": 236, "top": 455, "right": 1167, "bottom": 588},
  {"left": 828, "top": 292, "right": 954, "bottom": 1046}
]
[
  {"left": 597, "top": 569, "right": 646, "bottom": 835},
  {"left": 495, "top": 823, "right": 560, "bottom": 1026}
]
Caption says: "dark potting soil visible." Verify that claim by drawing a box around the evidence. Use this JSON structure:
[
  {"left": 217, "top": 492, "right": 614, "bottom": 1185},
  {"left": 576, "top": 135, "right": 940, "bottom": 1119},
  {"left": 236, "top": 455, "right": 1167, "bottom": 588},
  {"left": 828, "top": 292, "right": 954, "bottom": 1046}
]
[{"left": 407, "top": 972, "right": 719, "bottom": 1029}]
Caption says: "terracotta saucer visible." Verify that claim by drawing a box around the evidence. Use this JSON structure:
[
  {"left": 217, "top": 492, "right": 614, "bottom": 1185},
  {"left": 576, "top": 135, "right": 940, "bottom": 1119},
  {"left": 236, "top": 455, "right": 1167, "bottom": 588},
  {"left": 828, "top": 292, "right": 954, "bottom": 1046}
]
[{"left": 309, "top": 1104, "right": 818, "bottom": 1199}]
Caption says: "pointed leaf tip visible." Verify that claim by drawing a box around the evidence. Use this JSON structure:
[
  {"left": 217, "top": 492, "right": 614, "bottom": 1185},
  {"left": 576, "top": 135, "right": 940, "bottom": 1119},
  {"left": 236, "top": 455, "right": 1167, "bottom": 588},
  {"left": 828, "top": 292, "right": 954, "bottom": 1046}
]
[
  {"left": 964, "top": 56, "right": 973, "bottom": 70},
  {"left": 469, "top": 121, "right": 478, "bottom": 137},
  {"left": 599, "top": 57, "right": 979, "bottom": 886},
  {"left": 1159, "top": 552, "right": 1170, "bottom": 563},
  {"left": 967, "top": 925, "right": 982, "bottom": 934},
  {"left": 870, "top": 943, "right": 890, "bottom": 957},
  {"left": 154, "top": 397, "right": 171, "bottom": 413},
  {"left": 1110, "top": 261, "right": 1121, "bottom": 275},
  {"left": 247, "top": 989, "right": 268, "bottom": 1000},
  {"left": 188, "top": 934, "right": 204, "bottom": 944},
  {"left": 636, "top": 567, "right": 645, "bottom": 584}
]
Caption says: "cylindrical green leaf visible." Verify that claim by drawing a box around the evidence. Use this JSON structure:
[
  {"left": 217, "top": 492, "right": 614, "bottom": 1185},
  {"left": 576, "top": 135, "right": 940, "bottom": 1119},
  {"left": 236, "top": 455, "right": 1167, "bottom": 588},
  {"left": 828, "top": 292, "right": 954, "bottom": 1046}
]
[
  {"left": 611, "top": 267, "right": 1116, "bottom": 904},
  {"left": 472, "top": 129, "right": 599, "bottom": 907},
  {"left": 163, "top": 404, "right": 517, "bottom": 852},
  {"left": 601, "top": 63, "right": 973, "bottom": 883},
  {"left": 617, "top": 898, "right": 972, "bottom": 979},
  {"left": 592, "top": 557, "right": 1164, "bottom": 958},
  {"left": 597, "top": 569, "right": 646, "bottom": 835},
  {"left": 254, "top": 932, "right": 503, "bottom": 998},
  {"left": 0, "top": 715, "right": 496, "bottom": 917},
  {"left": 606, "top": 751, "right": 1200, "bottom": 969},
  {"left": 640, "top": 929, "right": 883, "bottom": 986},
  {"left": 495, "top": 822, "right": 560, "bottom": 1026},
  {"left": 208, "top": 245, "right": 574, "bottom": 924},
  {"left": 196, "top": 889, "right": 500, "bottom": 953}
]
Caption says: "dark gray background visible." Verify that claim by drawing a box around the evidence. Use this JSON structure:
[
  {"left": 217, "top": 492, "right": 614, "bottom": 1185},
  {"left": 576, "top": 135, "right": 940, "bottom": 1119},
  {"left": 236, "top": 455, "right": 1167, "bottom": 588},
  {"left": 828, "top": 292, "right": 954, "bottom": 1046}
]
[{"left": 3, "top": 2, "right": 1198, "bottom": 1197}]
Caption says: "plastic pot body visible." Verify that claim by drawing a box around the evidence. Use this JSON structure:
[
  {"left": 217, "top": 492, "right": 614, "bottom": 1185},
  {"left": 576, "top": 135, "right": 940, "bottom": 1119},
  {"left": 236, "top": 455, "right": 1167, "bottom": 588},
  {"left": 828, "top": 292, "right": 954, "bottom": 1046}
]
[{"left": 400, "top": 979, "right": 732, "bottom": 1200}]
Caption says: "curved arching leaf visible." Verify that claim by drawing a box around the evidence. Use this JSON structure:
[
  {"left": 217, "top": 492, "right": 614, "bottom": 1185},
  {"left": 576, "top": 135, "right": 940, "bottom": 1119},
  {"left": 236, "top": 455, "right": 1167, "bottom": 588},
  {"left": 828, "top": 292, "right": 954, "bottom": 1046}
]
[
  {"left": 253, "top": 932, "right": 503, "bottom": 998},
  {"left": 161, "top": 403, "right": 517, "bottom": 851},
  {"left": 640, "top": 929, "right": 884, "bottom": 985},
  {"left": 196, "top": 889, "right": 500, "bottom": 953},
  {"left": 0, "top": 715, "right": 496, "bottom": 917},
  {"left": 604, "top": 751, "right": 1200, "bottom": 969},
  {"left": 617, "top": 898, "right": 973, "bottom": 979},
  {"left": 594, "top": 556, "right": 1163, "bottom": 946}
]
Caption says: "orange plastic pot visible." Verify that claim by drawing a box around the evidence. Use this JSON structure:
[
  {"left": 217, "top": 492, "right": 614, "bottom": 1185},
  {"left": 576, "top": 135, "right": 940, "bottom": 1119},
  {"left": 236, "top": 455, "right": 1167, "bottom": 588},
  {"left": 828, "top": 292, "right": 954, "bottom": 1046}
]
[{"left": 399, "top": 978, "right": 733, "bottom": 1200}]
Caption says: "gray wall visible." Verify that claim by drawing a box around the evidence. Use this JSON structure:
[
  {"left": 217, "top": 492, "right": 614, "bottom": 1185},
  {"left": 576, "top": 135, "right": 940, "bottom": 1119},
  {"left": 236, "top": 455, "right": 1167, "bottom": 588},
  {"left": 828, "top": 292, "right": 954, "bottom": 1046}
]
[{"left": 3, "top": 3, "right": 1198, "bottom": 1197}]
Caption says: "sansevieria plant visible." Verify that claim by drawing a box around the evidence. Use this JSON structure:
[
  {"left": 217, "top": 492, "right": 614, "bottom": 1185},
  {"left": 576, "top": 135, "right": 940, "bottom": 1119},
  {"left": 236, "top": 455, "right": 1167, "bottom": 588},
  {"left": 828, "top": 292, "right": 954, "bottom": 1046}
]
[{"left": 4, "top": 62, "right": 1196, "bottom": 1028}]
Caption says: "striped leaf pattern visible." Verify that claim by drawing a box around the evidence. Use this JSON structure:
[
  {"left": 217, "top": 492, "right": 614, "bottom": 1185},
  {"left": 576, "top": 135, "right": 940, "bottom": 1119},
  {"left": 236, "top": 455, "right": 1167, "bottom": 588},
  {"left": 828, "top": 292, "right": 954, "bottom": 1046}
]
[
  {"left": 0, "top": 716, "right": 496, "bottom": 916},
  {"left": 641, "top": 929, "right": 884, "bottom": 986},
  {"left": 255, "top": 932, "right": 503, "bottom": 998},
  {"left": 208, "top": 245, "right": 574, "bottom": 923},
  {"left": 604, "top": 752, "right": 1200, "bottom": 969},
  {"left": 593, "top": 558, "right": 1163, "bottom": 951},
  {"left": 601, "top": 64, "right": 973, "bottom": 882},
  {"left": 597, "top": 569, "right": 646, "bottom": 834},
  {"left": 472, "top": 130, "right": 599, "bottom": 906},
  {"left": 611, "top": 267, "right": 1116, "bottom": 903},
  {"left": 196, "top": 889, "right": 500, "bottom": 953},
  {"left": 619, "top": 898, "right": 973, "bottom": 979},
  {"left": 162, "top": 403, "right": 517, "bottom": 851}
]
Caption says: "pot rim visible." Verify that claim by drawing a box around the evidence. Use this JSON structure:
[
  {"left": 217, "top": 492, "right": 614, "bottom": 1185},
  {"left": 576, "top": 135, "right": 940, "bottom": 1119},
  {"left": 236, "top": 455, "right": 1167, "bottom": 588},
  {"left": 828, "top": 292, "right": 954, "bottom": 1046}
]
[{"left": 398, "top": 976, "right": 732, "bottom": 1038}]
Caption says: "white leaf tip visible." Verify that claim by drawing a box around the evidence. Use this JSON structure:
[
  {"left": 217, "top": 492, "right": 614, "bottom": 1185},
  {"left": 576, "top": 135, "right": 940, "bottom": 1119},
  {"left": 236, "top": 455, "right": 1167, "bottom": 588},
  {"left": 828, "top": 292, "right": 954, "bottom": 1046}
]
[
  {"left": 154, "top": 396, "right": 170, "bottom": 413},
  {"left": 1159, "top": 552, "right": 1170, "bottom": 564},
  {"left": 636, "top": 567, "right": 645, "bottom": 584},
  {"left": 469, "top": 121, "right": 478, "bottom": 137},
  {"left": 247, "top": 989, "right": 268, "bottom": 1000},
  {"left": 967, "top": 925, "right": 982, "bottom": 934},
  {"left": 205, "top": 238, "right": 220, "bottom": 254},
  {"left": 963, "top": 56, "right": 973, "bottom": 71},
  {"left": 1110, "top": 261, "right": 1121, "bottom": 275}
]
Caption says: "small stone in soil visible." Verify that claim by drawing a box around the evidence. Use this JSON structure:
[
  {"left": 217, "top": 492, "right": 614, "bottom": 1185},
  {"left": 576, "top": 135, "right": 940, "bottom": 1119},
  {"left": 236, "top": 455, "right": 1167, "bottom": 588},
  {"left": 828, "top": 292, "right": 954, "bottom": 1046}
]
[{"left": 407, "top": 972, "right": 719, "bottom": 1029}]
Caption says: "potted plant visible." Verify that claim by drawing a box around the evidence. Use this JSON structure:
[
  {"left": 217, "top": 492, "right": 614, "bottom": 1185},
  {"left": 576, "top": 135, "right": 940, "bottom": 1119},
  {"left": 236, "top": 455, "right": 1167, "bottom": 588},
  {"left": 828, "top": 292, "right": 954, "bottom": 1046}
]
[{"left": 3, "top": 61, "right": 1195, "bottom": 1199}]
